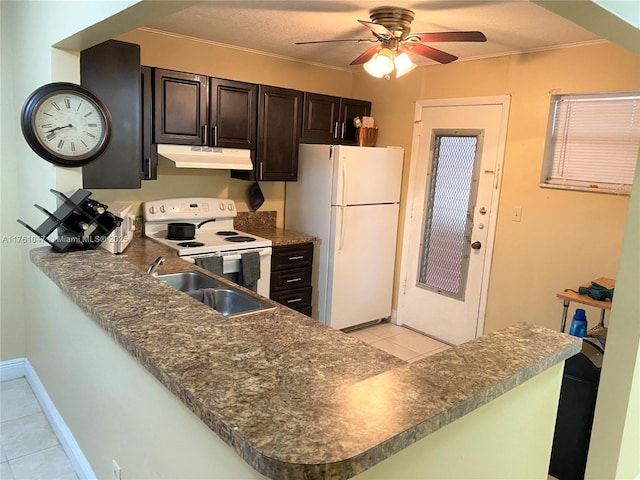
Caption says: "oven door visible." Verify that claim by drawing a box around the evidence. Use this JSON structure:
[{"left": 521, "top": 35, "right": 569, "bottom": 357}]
[{"left": 187, "top": 247, "right": 272, "bottom": 298}]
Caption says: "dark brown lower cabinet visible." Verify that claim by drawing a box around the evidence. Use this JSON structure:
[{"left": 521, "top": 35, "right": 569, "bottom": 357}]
[{"left": 270, "top": 243, "right": 313, "bottom": 316}]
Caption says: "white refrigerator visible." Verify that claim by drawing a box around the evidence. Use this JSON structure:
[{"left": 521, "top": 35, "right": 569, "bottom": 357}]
[{"left": 285, "top": 144, "right": 404, "bottom": 329}]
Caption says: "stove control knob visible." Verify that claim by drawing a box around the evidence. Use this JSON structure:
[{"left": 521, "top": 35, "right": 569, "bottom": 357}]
[
  {"left": 218, "top": 203, "right": 225, "bottom": 211},
  {"left": 159, "top": 205, "right": 166, "bottom": 213},
  {"left": 227, "top": 202, "right": 234, "bottom": 211},
  {"left": 148, "top": 206, "right": 157, "bottom": 215}
]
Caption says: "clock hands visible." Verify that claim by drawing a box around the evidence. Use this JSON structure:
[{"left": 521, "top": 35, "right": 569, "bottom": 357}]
[{"left": 45, "top": 123, "right": 73, "bottom": 134}]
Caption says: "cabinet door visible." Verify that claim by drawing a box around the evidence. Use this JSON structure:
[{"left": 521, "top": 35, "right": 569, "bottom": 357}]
[
  {"left": 256, "top": 85, "right": 303, "bottom": 181},
  {"left": 339, "top": 98, "right": 371, "bottom": 145},
  {"left": 209, "top": 78, "right": 258, "bottom": 150},
  {"left": 81, "top": 39, "right": 142, "bottom": 189},
  {"left": 301, "top": 92, "right": 340, "bottom": 143},
  {"left": 141, "top": 66, "right": 157, "bottom": 180},
  {"left": 153, "top": 68, "right": 208, "bottom": 145}
]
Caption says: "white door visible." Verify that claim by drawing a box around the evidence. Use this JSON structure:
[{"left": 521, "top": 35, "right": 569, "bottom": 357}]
[
  {"left": 328, "top": 203, "right": 400, "bottom": 330},
  {"left": 398, "top": 97, "right": 510, "bottom": 345}
]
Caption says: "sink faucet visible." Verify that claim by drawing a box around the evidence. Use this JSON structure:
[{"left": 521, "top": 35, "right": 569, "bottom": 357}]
[{"left": 147, "top": 256, "right": 165, "bottom": 275}]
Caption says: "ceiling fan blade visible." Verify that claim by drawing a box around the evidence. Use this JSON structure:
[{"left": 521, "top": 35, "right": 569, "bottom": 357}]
[
  {"left": 358, "top": 20, "right": 392, "bottom": 38},
  {"left": 295, "top": 39, "right": 373, "bottom": 45},
  {"left": 413, "top": 31, "right": 487, "bottom": 43},
  {"left": 350, "top": 45, "right": 381, "bottom": 65},
  {"left": 400, "top": 44, "right": 458, "bottom": 64}
]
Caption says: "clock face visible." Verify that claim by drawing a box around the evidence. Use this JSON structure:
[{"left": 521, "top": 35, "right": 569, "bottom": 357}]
[{"left": 21, "top": 83, "right": 111, "bottom": 167}]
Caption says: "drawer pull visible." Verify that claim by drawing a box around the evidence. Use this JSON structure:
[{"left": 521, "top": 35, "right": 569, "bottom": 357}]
[
  {"left": 287, "top": 298, "right": 303, "bottom": 304},
  {"left": 286, "top": 278, "right": 302, "bottom": 283},
  {"left": 288, "top": 255, "right": 304, "bottom": 260}
]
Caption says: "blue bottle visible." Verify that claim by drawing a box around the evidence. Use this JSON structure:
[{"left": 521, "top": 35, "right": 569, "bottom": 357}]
[{"left": 569, "top": 308, "right": 588, "bottom": 337}]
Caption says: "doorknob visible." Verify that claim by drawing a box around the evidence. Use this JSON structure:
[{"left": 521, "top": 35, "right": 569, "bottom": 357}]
[{"left": 471, "top": 241, "right": 482, "bottom": 250}]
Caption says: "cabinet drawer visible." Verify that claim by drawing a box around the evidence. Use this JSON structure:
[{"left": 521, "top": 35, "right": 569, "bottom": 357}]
[
  {"left": 270, "top": 287, "right": 312, "bottom": 311},
  {"left": 271, "top": 243, "right": 313, "bottom": 271},
  {"left": 270, "top": 267, "right": 312, "bottom": 292}
]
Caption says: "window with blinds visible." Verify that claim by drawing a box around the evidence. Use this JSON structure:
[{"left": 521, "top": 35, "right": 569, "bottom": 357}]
[{"left": 541, "top": 92, "right": 640, "bottom": 194}]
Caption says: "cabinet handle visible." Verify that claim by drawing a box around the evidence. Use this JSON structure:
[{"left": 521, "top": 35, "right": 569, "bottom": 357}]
[
  {"left": 259, "top": 162, "right": 263, "bottom": 180},
  {"left": 213, "top": 125, "right": 218, "bottom": 146},
  {"left": 287, "top": 298, "right": 303, "bottom": 304},
  {"left": 334, "top": 122, "right": 339, "bottom": 139},
  {"left": 340, "top": 122, "right": 346, "bottom": 139},
  {"left": 202, "top": 124, "right": 209, "bottom": 144},
  {"left": 288, "top": 255, "right": 304, "bottom": 260},
  {"left": 144, "top": 157, "right": 151, "bottom": 178},
  {"left": 286, "top": 278, "right": 302, "bottom": 283}
]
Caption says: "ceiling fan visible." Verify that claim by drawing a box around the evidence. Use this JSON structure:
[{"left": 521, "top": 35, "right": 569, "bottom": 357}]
[{"left": 295, "top": 6, "right": 487, "bottom": 78}]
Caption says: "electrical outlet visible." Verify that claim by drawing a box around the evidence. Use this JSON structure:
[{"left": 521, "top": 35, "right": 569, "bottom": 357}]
[
  {"left": 512, "top": 207, "right": 522, "bottom": 222},
  {"left": 112, "top": 459, "right": 121, "bottom": 480}
]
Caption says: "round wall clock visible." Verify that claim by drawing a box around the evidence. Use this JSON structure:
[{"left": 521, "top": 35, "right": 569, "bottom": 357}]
[{"left": 20, "top": 82, "right": 112, "bottom": 167}]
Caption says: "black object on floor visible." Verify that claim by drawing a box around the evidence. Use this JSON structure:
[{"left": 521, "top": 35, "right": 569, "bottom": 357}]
[{"left": 549, "top": 340, "right": 603, "bottom": 480}]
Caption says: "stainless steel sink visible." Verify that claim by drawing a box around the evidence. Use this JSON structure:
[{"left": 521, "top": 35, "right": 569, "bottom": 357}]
[
  {"left": 156, "top": 271, "right": 275, "bottom": 317},
  {"left": 156, "top": 271, "right": 221, "bottom": 291},
  {"left": 198, "top": 288, "right": 264, "bottom": 316}
]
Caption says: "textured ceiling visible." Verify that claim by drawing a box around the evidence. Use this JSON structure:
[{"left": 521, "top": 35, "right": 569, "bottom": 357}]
[{"left": 144, "top": 1, "right": 602, "bottom": 69}]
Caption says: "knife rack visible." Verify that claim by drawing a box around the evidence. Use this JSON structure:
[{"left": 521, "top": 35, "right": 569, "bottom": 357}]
[{"left": 17, "top": 189, "right": 122, "bottom": 253}]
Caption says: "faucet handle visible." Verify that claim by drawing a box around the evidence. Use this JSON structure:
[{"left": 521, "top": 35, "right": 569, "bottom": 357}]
[{"left": 147, "top": 256, "right": 165, "bottom": 274}]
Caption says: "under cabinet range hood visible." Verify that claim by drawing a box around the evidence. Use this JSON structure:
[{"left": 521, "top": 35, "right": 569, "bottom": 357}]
[{"left": 157, "top": 145, "right": 253, "bottom": 170}]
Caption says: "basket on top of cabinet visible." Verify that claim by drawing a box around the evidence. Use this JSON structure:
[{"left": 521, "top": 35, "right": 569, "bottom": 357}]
[{"left": 270, "top": 243, "right": 313, "bottom": 317}]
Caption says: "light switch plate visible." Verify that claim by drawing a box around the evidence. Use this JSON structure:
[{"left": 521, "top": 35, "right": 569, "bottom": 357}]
[{"left": 512, "top": 207, "right": 522, "bottom": 222}]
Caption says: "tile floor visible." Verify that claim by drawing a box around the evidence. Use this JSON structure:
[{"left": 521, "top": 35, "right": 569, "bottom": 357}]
[
  {"left": 0, "top": 378, "right": 77, "bottom": 480},
  {"left": 347, "top": 321, "right": 451, "bottom": 361}
]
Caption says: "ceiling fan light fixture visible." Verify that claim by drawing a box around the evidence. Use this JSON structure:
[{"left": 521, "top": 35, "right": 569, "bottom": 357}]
[
  {"left": 394, "top": 52, "right": 416, "bottom": 78},
  {"left": 363, "top": 48, "right": 395, "bottom": 78}
]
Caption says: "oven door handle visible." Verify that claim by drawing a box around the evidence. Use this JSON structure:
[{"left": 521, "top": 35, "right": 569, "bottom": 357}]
[{"left": 192, "top": 249, "right": 271, "bottom": 262}]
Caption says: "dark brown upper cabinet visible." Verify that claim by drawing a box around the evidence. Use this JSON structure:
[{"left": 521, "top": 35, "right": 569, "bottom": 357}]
[
  {"left": 340, "top": 97, "right": 371, "bottom": 144},
  {"left": 81, "top": 39, "right": 146, "bottom": 189},
  {"left": 153, "top": 68, "right": 208, "bottom": 145},
  {"left": 301, "top": 93, "right": 371, "bottom": 145},
  {"left": 141, "top": 66, "right": 158, "bottom": 180},
  {"left": 209, "top": 78, "right": 257, "bottom": 150},
  {"left": 232, "top": 85, "right": 303, "bottom": 182}
]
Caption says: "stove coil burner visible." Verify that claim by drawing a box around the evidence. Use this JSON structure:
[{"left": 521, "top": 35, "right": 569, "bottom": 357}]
[
  {"left": 225, "top": 236, "right": 256, "bottom": 243},
  {"left": 177, "top": 241, "right": 205, "bottom": 248},
  {"left": 216, "top": 231, "right": 239, "bottom": 236}
]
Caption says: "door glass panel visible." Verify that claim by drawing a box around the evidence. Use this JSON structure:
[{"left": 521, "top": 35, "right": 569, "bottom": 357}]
[{"left": 418, "top": 133, "right": 481, "bottom": 299}]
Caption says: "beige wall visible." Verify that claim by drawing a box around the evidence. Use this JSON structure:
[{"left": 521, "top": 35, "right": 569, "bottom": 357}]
[{"left": 355, "top": 42, "right": 639, "bottom": 334}]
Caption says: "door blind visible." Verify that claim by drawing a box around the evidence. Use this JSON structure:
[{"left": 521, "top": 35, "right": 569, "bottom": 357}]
[{"left": 543, "top": 92, "right": 640, "bottom": 193}]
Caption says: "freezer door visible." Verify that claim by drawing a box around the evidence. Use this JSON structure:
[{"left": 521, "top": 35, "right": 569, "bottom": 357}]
[
  {"left": 332, "top": 146, "right": 403, "bottom": 206},
  {"left": 326, "top": 203, "right": 400, "bottom": 329}
]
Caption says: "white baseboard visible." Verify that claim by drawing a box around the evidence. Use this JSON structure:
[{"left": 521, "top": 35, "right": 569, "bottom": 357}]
[
  {"left": 0, "top": 358, "right": 96, "bottom": 480},
  {"left": 0, "top": 357, "right": 26, "bottom": 381}
]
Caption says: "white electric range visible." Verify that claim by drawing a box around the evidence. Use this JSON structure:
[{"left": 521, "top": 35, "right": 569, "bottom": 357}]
[{"left": 143, "top": 198, "right": 272, "bottom": 297}]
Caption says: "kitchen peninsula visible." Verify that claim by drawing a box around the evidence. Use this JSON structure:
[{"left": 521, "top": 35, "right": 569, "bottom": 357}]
[{"left": 31, "top": 239, "right": 581, "bottom": 479}]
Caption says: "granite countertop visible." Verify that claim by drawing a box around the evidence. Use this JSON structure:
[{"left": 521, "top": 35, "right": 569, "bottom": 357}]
[
  {"left": 31, "top": 240, "right": 581, "bottom": 480},
  {"left": 244, "top": 226, "right": 316, "bottom": 247},
  {"left": 233, "top": 210, "right": 317, "bottom": 247}
]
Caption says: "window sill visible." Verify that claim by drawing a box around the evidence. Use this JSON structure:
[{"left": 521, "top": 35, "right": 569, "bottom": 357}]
[{"left": 539, "top": 183, "right": 631, "bottom": 196}]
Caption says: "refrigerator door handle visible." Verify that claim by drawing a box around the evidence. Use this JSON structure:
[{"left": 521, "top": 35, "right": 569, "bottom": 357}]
[
  {"left": 338, "top": 208, "right": 346, "bottom": 252},
  {"left": 341, "top": 157, "right": 348, "bottom": 206}
]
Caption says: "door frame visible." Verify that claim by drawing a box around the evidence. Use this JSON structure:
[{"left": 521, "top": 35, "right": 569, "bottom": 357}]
[{"left": 396, "top": 96, "right": 511, "bottom": 339}]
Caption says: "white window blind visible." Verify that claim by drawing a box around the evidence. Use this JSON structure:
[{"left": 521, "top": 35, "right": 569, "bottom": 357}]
[{"left": 542, "top": 92, "right": 640, "bottom": 194}]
